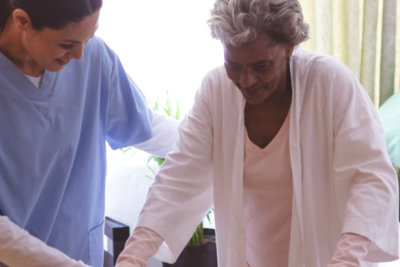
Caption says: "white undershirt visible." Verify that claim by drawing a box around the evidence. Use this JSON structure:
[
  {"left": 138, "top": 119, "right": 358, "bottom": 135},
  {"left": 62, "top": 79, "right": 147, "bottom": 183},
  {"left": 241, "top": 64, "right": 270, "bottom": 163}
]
[{"left": 25, "top": 74, "right": 43, "bottom": 88}]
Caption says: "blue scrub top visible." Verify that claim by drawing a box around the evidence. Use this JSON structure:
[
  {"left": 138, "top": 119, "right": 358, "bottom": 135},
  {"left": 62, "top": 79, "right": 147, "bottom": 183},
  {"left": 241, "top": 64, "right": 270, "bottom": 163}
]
[{"left": 0, "top": 37, "right": 153, "bottom": 266}]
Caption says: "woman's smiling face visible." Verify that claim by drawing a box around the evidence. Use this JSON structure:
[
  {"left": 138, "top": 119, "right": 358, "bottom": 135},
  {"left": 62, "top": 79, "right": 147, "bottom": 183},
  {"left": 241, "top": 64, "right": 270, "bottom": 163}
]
[
  {"left": 223, "top": 34, "right": 294, "bottom": 105},
  {"left": 19, "top": 9, "right": 99, "bottom": 73}
]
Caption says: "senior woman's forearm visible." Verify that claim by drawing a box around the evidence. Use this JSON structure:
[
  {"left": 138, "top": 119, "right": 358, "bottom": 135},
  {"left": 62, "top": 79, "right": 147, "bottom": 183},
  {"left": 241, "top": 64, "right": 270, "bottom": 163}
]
[
  {"left": 327, "top": 232, "right": 371, "bottom": 266},
  {"left": 116, "top": 226, "right": 163, "bottom": 267}
]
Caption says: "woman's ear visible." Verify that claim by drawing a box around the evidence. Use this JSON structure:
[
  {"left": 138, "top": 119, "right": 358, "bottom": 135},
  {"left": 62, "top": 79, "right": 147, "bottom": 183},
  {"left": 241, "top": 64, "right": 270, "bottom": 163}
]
[{"left": 12, "top": 9, "right": 32, "bottom": 30}]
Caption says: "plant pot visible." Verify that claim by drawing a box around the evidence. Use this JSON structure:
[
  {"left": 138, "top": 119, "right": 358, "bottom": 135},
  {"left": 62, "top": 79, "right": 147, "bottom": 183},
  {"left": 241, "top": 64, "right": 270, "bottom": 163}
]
[{"left": 162, "top": 228, "right": 217, "bottom": 267}]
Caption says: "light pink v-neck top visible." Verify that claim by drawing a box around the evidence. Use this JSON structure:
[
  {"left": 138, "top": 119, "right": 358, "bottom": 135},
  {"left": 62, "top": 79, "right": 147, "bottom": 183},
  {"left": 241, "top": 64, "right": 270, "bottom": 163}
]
[
  {"left": 242, "top": 112, "right": 372, "bottom": 267},
  {"left": 243, "top": 113, "right": 292, "bottom": 267}
]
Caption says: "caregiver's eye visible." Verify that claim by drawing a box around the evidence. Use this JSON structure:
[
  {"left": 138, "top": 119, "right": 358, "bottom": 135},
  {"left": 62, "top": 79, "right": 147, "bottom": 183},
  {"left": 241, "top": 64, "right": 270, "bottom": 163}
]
[{"left": 60, "top": 43, "right": 74, "bottom": 50}]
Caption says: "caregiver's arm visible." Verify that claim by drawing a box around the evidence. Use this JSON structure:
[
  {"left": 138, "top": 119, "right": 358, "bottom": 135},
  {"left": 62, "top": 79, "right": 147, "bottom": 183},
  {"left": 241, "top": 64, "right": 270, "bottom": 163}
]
[
  {"left": 133, "top": 112, "right": 180, "bottom": 158},
  {"left": 0, "top": 216, "right": 90, "bottom": 267}
]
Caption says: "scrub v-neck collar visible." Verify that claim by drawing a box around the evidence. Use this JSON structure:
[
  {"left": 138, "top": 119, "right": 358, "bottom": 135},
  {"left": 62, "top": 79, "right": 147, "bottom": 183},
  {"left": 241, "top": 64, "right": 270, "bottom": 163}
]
[
  {"left": 0, "top": 52, "right": 58, "bottom": 117},
  {"left": 0, "top": 51, "right": 57, "bottom": 99}
]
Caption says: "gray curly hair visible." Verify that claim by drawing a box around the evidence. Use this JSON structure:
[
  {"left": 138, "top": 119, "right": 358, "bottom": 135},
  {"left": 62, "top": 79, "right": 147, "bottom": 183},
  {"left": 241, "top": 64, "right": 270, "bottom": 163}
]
[{"left": 208, "top": 0, "right": 309, "bottom": 47}]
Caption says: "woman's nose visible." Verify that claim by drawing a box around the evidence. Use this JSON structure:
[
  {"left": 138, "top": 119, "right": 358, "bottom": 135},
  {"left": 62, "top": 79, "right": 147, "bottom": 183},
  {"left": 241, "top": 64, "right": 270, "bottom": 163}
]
[
  {"left": 239, "top": 69, "right": 257, "bottom": 88},
  {"left": 71, "top": 43, "right": 84, "bottom": 60}
]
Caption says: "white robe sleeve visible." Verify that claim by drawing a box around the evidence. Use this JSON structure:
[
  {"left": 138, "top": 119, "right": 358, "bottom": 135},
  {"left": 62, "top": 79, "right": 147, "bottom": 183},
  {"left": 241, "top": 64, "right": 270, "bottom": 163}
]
[
  {"left": 0, "top": 216, "right": 90, "bottom": 267},
  {"left": 328, "top": 233, "right": 371, "bottom": 266},
  {"left": 331, "top": 64, "right": 399, "bottom": 262},
  {"left": 134, "top": 84, "right": 215, "bottom": 264}
]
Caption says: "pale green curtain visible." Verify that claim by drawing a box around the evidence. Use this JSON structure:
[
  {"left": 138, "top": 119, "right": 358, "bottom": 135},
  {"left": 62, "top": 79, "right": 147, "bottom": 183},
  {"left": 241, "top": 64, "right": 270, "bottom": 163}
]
[{"left": 299, "top": 0, "right": 400, "bottom": 107}]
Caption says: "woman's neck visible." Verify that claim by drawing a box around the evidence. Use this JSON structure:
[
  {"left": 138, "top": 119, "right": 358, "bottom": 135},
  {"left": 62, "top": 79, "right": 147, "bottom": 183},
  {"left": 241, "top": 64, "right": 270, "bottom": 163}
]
[{"left": 0, "top": 20, "right": 44, "bottom": 77}]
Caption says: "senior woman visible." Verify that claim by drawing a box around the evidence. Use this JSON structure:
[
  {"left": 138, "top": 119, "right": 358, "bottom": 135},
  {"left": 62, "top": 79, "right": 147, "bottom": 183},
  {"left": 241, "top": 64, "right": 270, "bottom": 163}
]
[{"left": 116, "top": 0, "right": 399, "bottom": 266}]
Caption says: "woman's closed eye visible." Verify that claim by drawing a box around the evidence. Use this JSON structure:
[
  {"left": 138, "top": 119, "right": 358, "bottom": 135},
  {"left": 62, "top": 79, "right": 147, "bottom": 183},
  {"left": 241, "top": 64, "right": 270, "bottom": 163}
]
[
  {"left": 252, "top": 62, "right": 272, "bottom": 72},
  {"left": 59, "top": 43, "right": 74, "bottom": 50},
  {"left": 225, "top": 61, "right": 242, "bottom": 71}
]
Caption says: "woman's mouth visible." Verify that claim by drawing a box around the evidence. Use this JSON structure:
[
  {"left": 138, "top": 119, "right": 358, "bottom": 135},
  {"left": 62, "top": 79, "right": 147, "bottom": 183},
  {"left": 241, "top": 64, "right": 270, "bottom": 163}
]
[
  {"left": 241, "top": 86, "right": 261, "bottom": 97},
  {"left": 55, "top": 58, "right": 68, "bottom": 66}
]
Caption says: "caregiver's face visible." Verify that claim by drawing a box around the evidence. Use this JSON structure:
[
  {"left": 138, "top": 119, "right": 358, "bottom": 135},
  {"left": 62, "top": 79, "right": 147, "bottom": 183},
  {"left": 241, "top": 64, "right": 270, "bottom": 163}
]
[{"left": 20, "top": 9, "right": 99, "bottom": 74}]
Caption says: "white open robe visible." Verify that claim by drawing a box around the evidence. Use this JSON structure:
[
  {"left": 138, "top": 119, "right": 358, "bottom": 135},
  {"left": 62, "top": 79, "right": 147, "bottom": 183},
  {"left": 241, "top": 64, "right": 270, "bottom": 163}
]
[{"left": 136, "top": 47, "right": 399, "bottom": 267}]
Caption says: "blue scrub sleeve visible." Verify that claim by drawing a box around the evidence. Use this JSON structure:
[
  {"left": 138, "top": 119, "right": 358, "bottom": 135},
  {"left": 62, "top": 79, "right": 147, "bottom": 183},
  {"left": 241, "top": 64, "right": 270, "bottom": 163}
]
[{"left": 105, "top": 55, "right": 153, "bottom": 149}]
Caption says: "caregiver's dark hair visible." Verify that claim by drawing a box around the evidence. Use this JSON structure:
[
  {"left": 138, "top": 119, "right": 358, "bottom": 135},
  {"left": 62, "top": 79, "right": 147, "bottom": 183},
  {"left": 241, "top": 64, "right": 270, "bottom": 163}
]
[{"left": 0, "top": 0, "right": 102, "bottom": 33}]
